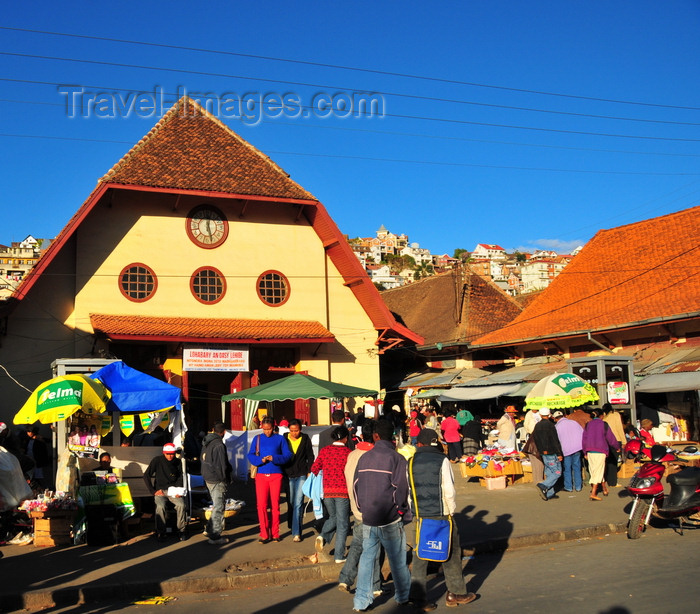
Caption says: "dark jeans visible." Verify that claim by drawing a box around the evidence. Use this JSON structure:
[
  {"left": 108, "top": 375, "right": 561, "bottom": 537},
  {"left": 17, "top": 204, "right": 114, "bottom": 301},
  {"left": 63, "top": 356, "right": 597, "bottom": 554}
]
[
  {"left": 446, "top": 441, "right": 462, "bottom": 461},
  {"left": 339, "top": 521, "right": 381, "bottom": 591},
  {"left": 410, "top": 518, "right": 466, "bottom": 601},
  {"left": 605, "top": 449, "right": 619, "bottom": 487}
]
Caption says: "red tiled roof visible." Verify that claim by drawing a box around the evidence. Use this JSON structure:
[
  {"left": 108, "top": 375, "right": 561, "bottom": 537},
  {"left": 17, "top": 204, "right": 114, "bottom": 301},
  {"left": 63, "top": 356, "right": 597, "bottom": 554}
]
[
  {"left": 8, "top": 98, "right": 423, "bottom": 348},
  {"left": 380, "top": 267, "right": 522, "bottom": 347},
  {"left": 90, "top": 314, "right": 335, "bottom": 343},
  {"left": 101, "top": 97, "right": 316, "bottom": 201},
  {"left": 473, "top": 206, "right": 700, "bottom": 347}
]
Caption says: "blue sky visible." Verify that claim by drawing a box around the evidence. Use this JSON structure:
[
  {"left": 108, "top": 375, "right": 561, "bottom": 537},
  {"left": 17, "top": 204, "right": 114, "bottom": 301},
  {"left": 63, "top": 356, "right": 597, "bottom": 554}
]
[{"left": 1, "top": 1, "right": 699, "bottom": 256}]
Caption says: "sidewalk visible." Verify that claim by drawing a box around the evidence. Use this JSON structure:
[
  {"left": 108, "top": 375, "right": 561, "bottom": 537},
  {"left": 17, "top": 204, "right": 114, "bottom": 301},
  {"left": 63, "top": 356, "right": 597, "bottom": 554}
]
[{"left": 0, "top": 472, "right": 633, "bottom": 613}]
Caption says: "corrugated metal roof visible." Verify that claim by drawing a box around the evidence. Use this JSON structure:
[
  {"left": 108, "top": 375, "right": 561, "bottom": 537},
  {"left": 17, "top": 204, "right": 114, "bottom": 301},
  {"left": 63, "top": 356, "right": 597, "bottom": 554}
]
[
  {"left": 635, "top": 347, "right": 700, "bottom": 375},
  {"left": 455, "top": 358, "right": 567, "bottom": 387},
  {"left": 399, "top": 367, "right": 490, "bottom": 389}
]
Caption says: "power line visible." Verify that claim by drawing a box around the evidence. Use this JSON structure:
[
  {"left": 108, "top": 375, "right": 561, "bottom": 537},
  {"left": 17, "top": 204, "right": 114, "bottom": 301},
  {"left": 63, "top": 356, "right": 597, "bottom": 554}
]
[
  {"left": 2, "top": 132, "right": 698, "bottom": 176},
  {"left": 4, "top": 83, "right": 700, "bottom": 158},
  {"left": 3, "top": 52, "right": 700, "bottom": 142},
  {"left": 3, "top": 25, "right": 700, "bottom": 111},
  {"left": 266, "top": 150, "right": 700, "bottom": 176}
]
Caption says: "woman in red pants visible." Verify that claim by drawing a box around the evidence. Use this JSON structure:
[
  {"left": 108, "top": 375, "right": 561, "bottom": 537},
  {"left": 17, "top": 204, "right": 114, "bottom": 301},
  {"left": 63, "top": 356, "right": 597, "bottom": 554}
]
[{"left": 248, "top": 417, "right": 293, "bottom": 542}]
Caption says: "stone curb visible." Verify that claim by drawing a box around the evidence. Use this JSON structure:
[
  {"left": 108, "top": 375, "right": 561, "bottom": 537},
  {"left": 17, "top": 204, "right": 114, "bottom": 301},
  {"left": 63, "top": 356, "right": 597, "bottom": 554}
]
[{"left": 5, "top": 522, "right": 628, "bottom": 612}]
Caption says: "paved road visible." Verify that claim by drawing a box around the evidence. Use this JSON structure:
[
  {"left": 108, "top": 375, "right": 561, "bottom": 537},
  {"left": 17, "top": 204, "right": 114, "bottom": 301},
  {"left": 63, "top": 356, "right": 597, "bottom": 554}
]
[{"left": 31, "top": 528, "right": 699, "bottom": 614}]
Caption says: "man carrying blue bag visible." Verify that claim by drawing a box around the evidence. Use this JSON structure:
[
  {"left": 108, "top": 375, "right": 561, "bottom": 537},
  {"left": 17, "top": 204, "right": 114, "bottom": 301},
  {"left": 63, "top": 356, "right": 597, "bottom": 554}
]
[{"left": 408, "top": 428, "right": 477, "bottom": 611}]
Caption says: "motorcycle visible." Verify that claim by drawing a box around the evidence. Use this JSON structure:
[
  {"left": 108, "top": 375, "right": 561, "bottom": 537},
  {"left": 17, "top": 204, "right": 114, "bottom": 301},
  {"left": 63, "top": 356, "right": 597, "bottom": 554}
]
[{"left": 625, "top": 441, "right": 700, "bottom": 538}]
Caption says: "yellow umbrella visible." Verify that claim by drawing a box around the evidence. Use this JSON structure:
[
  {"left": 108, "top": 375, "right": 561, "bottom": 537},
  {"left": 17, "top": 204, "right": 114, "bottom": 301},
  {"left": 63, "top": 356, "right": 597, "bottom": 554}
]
[{"left": 13, "top": 374, "right": 111, "bottom": 424}]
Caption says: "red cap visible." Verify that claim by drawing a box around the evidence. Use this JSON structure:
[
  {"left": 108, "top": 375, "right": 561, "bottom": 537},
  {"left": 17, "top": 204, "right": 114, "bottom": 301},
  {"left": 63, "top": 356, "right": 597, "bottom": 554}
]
[{"left": 162, "top": 443, "right": 177, "bottom": 453}]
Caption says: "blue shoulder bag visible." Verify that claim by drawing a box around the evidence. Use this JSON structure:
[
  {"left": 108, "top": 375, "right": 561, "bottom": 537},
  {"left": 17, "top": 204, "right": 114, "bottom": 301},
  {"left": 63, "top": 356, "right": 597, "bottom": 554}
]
[{"left": 409, "top": 456, "right": 452, "bottom": 562}]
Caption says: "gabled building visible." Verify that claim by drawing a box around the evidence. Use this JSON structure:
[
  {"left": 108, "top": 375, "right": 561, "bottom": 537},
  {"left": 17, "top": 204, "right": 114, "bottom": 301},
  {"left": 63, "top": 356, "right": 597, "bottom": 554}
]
[
  {"left": 471, "top": 243, "right": 506, "bottom": 260},
  {"left": 382, "top": 265, "right": 522, "bottom": 354},
  {"left": 520, "top": 257, "right": 568, "bottom": 293},
  {"left": 379, "top": 265, "right": 523, "bottom": 396},
  {"left": 0, "top": 97, "right": 422, "bottom": 430},
  {"left": 471, "top": 206, "right": 700, "bottom": 438}
]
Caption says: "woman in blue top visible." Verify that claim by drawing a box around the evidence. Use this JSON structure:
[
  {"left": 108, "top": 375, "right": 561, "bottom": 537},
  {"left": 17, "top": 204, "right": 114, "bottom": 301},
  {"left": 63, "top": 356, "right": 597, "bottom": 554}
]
[{"left": 248, "top": 417, "right": 293, "bottom": 542}]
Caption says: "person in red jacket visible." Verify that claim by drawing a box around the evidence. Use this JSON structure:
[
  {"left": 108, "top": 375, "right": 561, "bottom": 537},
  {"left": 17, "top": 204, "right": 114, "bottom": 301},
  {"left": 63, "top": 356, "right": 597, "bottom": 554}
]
[
  {"left": 408, "top": 410, "right": 423, "bottom": 445},
  {"left": 440, "top": 411, "right": 462, "bottom": 461},
  {"left": 311, "top": 425, "right": 352, "bottom": 562}
]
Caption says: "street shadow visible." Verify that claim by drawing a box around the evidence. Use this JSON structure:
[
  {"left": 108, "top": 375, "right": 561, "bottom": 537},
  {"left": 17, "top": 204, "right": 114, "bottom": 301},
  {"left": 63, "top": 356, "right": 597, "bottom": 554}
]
[
  {"left": 455, "top": 506, "right": 513, "bottom": 594},
  {"left": 0, "top": 480, "right": 267, "bottom": 613},
  {"left": 250, "top": 582, "right": 334, "bottom": 614},
  {"left": 410, "top": 504, "right": 512, "bottom": 603}
]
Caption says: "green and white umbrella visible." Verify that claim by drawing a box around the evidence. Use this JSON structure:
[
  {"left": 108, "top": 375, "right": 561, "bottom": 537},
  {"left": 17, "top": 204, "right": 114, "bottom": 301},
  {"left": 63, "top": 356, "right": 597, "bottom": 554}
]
[{"left": 525, "top": 372, "right": 598, "bottom": 411}]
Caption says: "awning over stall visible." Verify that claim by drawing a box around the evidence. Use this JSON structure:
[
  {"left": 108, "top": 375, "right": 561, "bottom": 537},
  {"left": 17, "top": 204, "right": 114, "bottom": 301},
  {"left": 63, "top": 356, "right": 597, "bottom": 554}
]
[
  {"left": 400, "top": 367, "right": 490, "bottom": 390},
  {"left": 636, "top": 372, "right": 700, "bottom": 393},
  {"left": 414, "top": 388, "right": 450, "bottom": 399},
  {"left": 634, "top": 346, "right": 700, "bottom": 393},
  {"left": 439, "top": 382, "right": 525, "bottom": 401}
]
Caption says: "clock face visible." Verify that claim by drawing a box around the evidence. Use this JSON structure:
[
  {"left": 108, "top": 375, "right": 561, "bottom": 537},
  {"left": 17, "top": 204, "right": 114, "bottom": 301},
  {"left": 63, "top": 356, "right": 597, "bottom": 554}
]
[{"left": 186, "top": 205, "right": 229, "bottom": 248}]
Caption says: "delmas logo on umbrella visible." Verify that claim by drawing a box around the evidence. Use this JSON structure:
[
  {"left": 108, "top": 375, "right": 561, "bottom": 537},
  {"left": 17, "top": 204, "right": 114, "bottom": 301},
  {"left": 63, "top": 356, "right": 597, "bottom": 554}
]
[
  {"left": 37, "top": 382, "right": 82, "bottom": 410},
  {"left": 552, "top": 374, "right": 594, "bottom": 397}
]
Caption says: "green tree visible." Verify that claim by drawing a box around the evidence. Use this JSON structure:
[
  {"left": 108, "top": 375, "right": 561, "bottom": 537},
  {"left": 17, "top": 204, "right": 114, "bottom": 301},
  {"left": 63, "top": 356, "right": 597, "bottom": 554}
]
[
  {"left": 374, "top": 281, "right": 387, "bottom": 291},
  {"left": 453, "top": 248, "right": 469, "bottom": 260},
  {"left": 414, "top": 261, "right": 434, "bottom": 279},
  {"left": 385, "top": 253, "right": 415, "bottom": 274},
  {"left": 514, "top": 251, "right": 527, "bottom": 264}
]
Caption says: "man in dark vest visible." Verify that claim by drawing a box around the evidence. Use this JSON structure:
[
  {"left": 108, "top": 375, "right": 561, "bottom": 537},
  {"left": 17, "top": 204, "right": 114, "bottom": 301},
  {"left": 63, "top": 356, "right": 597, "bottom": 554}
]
[{"left": 408, "top": 428, "right": 476, "bottom": 611}]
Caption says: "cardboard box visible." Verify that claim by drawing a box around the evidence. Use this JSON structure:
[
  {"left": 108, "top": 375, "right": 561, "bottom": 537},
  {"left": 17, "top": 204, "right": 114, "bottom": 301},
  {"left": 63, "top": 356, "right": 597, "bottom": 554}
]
[
  {"left": 480, "top": 476, "right": 507, "bottom": 490},
  {"left": 618, "top": 459, "right": 642, "bottom": 478},
  {"left": 512, "top": 472, "right": 532, "bottom": 484}
]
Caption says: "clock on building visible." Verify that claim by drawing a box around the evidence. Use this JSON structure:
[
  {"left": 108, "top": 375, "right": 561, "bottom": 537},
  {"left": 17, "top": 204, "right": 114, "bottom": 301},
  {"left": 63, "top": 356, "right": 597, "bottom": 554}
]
[{"left": 186, "top": 205, "right": 229, "bottom": 248}]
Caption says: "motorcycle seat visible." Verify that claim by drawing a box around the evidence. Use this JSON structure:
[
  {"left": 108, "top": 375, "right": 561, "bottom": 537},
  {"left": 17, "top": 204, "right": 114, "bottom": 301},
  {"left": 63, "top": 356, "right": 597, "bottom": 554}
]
[{"left": 667, "top": 467, "right": 700, "bottom": 487}]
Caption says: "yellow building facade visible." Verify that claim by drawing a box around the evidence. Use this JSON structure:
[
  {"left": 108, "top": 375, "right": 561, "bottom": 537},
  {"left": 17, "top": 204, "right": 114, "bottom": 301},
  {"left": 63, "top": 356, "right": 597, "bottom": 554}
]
[{"left": 0, "top": 98, "right": 421, "bottom": 432}]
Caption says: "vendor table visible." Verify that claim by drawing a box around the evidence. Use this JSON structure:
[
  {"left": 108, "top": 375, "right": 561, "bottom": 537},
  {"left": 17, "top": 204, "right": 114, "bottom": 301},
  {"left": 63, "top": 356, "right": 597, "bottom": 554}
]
[{"left": 460, "top": 458, "right": 527, "bottom": 483}]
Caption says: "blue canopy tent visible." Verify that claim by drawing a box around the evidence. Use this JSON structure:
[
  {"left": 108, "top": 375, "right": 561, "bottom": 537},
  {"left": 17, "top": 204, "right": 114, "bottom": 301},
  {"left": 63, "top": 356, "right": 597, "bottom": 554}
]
[
  {"left": 91, "top": 361, "right": 182, "bottom": 414},
  {"left": 89, "top": 362, "right": 197, "bottom": 510},
  {"left": 90, "top": 361, "right": 183, "bottom": 448}
]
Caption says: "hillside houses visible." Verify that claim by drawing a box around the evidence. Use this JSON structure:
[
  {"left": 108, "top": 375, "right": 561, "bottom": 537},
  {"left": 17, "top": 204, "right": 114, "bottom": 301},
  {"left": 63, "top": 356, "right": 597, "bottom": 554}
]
[
  {"left": 0, "top": 235, "right": 45, "bottom": 299},
  {"left": 349, "top": 227, "right": 579, "bottom": 294}
]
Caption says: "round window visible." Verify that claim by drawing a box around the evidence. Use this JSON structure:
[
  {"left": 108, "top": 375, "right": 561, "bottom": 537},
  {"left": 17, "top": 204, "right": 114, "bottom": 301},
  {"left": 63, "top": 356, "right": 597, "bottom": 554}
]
[
  {"left": 119, "top": 263, "right": 157, "bottom": 302},
  {"left": 257, "top": 270, "right": 290, "bottom": 306},
  {"left": 191, "top": 267, "right": 226, "bottom": 304}
]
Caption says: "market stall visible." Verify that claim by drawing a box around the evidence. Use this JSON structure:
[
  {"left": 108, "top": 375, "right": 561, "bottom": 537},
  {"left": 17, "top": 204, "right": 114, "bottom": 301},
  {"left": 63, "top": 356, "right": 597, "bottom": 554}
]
[
  {"left": 12, "top": 361, "right": 187, "bottom": 545},
  {"left": 221, "top": 373, "right": 377, "bottom": 431},
  {"left": 459, "top": 452, "right": 530, "bottom": 487}
]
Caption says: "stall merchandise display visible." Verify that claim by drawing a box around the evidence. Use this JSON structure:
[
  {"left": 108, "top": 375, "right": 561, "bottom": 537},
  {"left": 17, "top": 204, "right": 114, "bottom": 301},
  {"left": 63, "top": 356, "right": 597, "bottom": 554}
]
[
  {"left": 202, "top": 498, "right": 245, "bottom": 520},
  {"left": 20, "top": 492, "right": 78, "bottom": 514},
  {"left": 21, "top": 494, "right": 78, "bottom": 547},
  {"left": 459, "top": 449, "right": 526, "bottom": 485}
]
